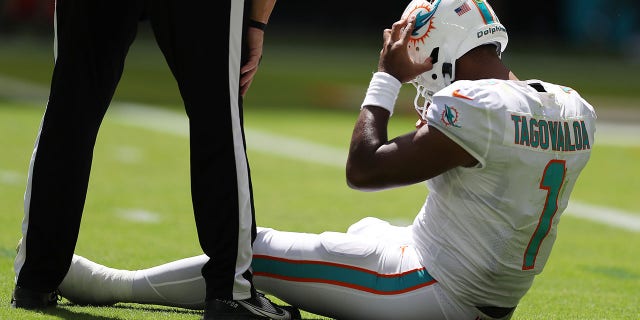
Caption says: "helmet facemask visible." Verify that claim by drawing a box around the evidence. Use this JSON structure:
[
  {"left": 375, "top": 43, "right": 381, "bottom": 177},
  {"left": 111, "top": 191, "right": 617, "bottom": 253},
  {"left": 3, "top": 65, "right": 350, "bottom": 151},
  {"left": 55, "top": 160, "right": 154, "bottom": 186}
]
[{"left": 410, "top": 47, "right": 455, "bottom": 123}]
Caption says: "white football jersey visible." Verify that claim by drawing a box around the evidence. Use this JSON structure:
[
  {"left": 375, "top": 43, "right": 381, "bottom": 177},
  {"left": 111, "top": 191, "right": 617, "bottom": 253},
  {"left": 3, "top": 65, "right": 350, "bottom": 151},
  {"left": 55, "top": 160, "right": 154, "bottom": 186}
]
[{"left": 412, "top": 79, "right": 596, "bottom": 307}]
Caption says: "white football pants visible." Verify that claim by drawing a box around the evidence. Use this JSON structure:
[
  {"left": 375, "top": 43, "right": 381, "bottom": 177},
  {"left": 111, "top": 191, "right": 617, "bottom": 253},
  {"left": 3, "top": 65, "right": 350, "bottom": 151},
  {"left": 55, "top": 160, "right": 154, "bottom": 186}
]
[{"left": 58, "top": 217, "right": 510, "bottom": 320}]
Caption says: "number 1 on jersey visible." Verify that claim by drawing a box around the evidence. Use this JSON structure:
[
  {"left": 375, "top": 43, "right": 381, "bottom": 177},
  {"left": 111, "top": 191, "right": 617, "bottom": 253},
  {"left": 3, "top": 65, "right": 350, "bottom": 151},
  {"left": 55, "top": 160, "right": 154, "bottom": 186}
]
[{"left": 522, "top": 160, "right": 566, "bottom": 270}]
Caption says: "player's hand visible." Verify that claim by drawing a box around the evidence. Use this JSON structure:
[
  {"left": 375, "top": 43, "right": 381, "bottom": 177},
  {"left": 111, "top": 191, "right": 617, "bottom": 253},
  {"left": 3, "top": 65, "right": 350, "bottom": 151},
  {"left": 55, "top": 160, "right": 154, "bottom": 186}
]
[
  {"left": 378, "top": 16, "right": 433, "bottom": 83},
  {"left": 240, "top": 27, "right": 264, "bottom": 97}
]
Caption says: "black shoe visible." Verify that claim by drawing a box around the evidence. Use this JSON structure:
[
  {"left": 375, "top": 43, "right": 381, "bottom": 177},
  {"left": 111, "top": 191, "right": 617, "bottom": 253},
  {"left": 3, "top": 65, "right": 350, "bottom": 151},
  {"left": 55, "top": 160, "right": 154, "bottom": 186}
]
[
  {"left": 11, "top": 285, "right": 59, "bottom": 309},
  {"left": 203, "top": 292, "right": 300, "bottom": 320}
]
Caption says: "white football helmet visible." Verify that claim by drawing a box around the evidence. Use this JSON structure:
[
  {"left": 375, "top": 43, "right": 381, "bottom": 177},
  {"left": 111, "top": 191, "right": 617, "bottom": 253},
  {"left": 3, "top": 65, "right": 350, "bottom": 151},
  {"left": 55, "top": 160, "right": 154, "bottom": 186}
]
[{"left": 401, "top": 0, "right": 508, "bottom": 119}]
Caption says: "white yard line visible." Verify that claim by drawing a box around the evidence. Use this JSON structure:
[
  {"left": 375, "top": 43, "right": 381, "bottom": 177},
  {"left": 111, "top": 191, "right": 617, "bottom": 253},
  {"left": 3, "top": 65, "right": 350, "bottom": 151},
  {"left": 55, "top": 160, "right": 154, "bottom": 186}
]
[
  {"left": 565, "top": 202, "right": 640, "bottom": 232},
  {"left": 109, "top": 103, "right": 347, "bottom": 167},
  {"left": 594, "top": 123, "right": 640, "bottom": 147},
  {"left": 108, "top": 103, "right": 640, "bottom": 232}
]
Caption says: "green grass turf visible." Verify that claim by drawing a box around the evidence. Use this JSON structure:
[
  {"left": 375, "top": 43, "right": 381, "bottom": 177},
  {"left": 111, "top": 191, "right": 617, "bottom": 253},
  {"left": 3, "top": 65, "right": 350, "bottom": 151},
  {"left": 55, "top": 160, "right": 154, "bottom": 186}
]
[
  {"left": 1, "top": 33, "right": 639, "bottom": 319},
  {"left": 1, "top": 102, "right": 639, "bottom": 319}
]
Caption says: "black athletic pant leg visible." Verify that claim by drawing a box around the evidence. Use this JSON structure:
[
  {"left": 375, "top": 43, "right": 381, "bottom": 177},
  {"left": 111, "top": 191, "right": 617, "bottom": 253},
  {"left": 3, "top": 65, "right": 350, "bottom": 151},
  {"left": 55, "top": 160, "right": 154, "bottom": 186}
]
[
  {"left": 15, "top": 0, "right": 144, "bottom": 292},
  {"left": 147, "top": 0, "right": 257, "bottom": 300}
]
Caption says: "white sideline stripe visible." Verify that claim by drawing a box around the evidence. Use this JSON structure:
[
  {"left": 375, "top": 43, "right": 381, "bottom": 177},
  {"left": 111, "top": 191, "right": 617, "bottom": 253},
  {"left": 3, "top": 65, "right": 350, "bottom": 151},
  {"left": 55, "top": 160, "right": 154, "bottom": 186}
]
[
  {"left": 109, "top": 103, "right": 347, "bottom": 167},
  {"left": 594, "top": 123, "right": 640, "bottom": 147},
  {"left": 108, "top": 103, "right": 640, "bottom": 233},
  {"left": 0, "top": 74, "right": 50, "bottom": 100},
  {"left": 565, "top": 202, "right": 640, "bottom": 232}
]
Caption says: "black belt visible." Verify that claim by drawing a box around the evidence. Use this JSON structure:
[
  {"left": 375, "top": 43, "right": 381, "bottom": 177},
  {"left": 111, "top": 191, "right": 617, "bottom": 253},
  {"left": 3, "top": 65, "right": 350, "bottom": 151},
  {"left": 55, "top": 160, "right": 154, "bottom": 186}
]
[{"left": 476, "top": 306, "right": 516, "bottom": 318}]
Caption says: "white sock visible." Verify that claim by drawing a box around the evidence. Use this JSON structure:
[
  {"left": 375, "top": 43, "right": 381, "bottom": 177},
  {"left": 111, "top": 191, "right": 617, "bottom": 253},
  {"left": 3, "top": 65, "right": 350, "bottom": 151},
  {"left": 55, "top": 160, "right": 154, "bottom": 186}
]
[
  {"left": 60, "top": 254, "right": 209, "bottom": 310},
  {"left": 130, "top": 255, "right": 208, "bottom": 310},
  {"left": 59, "top": 255, "right": 135, "bottom": 306}
]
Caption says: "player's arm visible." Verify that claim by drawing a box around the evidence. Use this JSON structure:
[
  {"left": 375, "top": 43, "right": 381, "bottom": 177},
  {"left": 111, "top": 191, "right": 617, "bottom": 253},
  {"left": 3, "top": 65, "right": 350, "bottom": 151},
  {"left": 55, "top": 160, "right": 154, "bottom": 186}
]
[
  {"left": 346, "top": 107, "right": 475, "bottom": 191},
  {"left": 346, "top": 17, "right": 476, "bottom": 192}
]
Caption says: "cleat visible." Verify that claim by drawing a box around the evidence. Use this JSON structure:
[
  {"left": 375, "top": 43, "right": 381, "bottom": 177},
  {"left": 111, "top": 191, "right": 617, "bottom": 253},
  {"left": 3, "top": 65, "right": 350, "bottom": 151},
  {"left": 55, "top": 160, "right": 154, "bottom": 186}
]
[
  {"left": 203, "top": 291, "right": 300, "bottom": 319},
  {"left": 11, "top": 239, "right": 59, "bottom": 309},
  {"left": 11, "top": 285, "right": 59, "bottom": 309}
]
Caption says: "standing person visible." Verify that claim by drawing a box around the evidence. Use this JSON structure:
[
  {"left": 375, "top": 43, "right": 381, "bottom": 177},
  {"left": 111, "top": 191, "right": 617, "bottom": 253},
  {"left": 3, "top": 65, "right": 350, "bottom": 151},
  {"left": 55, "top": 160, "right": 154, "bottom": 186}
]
[
  {"left": 10, "top": 0, "right": 300, "bottom": 319},
  {"left": 25, "top": 0, "right": 596, "bottom": 319}
]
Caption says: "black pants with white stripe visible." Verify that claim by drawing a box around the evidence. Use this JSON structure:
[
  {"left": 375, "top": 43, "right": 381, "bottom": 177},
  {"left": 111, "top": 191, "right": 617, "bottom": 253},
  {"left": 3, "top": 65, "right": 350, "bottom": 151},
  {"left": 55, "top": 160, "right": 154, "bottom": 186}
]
[{"left": 15, "top": 0, "right": 257, "bottom": 301}]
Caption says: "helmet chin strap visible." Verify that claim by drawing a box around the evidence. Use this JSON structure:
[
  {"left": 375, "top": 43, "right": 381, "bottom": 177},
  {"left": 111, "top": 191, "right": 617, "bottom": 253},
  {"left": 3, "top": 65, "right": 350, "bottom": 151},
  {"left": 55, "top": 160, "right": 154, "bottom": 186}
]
[{"left": 442, "top": 62, "right": 453, "bottom": 86}]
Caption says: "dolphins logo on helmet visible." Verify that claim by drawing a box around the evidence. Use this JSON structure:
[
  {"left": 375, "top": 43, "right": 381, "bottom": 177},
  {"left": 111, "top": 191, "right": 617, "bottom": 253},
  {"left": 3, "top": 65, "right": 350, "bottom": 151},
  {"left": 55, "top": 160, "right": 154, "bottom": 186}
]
[{"left": 410, "top": 0, "right": 441, "bottom": 41}]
